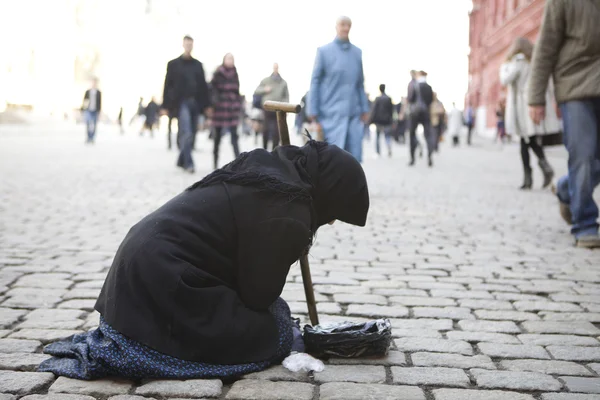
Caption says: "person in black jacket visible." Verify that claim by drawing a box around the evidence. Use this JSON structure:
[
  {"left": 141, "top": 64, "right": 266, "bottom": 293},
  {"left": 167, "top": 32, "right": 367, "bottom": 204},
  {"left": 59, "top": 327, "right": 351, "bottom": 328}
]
[
  {"left": 161, "top": 35, "right": 212, "bottom": 173},
  {"left": 407, "top": 70, "right": 435, "bottom": 167},
  {"left": 82, "top": 78, "right": 101, "bottom": 144},
  {"left": 39, "top": 140, "right": 369, "bottom": 381},
  {"left": 370, "top": 84, "right": 394, "bottom": 157}
]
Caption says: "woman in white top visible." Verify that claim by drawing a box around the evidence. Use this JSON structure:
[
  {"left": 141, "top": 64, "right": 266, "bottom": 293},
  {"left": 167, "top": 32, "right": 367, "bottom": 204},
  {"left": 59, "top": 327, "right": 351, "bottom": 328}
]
[{"left": 500, "top": 37, "right": 561, "bottom": 190}]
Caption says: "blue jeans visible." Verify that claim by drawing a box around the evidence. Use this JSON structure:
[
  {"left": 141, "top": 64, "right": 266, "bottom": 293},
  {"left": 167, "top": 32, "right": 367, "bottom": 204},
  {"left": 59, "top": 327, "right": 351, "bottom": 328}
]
[
  {"left": 556, "top": 98, "right": 600, "bottom": 238},
  {"left": 85, "top": 111, "right": 98, "bottom": 142},
  {"left": 177, "top": 99, "right": 199, "bottom": 170},
  {"left": 375, "top": 124, "right": 392, "bottom": 155}
]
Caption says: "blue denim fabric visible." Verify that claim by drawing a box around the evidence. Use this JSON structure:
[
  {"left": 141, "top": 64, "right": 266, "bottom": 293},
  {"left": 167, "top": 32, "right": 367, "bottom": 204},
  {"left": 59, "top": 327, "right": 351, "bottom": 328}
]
[
  {"left": 177, "top": 99, "right": 199, "bottom": 170},
  {"left": 85, "top": 111, "right": 98, "bottom": 142}
]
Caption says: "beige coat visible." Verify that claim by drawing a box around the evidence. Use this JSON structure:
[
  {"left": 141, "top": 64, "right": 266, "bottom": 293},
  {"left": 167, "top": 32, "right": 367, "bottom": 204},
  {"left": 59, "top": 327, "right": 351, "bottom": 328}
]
[{"left": 500, "top": 53, "right": 561, "bottom": 141}]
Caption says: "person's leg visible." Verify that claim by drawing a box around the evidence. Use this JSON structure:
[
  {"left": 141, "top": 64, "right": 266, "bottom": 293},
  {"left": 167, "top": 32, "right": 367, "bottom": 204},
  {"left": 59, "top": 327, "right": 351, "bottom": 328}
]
[
  {"left": 90, "top": 111, "right": 98, "bottom": 142},
  {"left": 408, "top": 115, "right": 418, "bottom": 165},
  {"left": 467, "top": 124, "right": 473, "bottom": 145},
  {"left": 520, "top": 137, "right": 533, "bottom": 189},
  {"left": 344, "top": 116, "right": 363, "bottom": 162},
  {"left": 213, "top": 126, "right": 223, "bottom": 169},
  {"left": 422, "top": 114, "right": 434, "bottom": 166},
  {"left": 230, "top": 125, "right": 240, "bottom": 158},
  {"left": 529, "top": 135, "right": 554, "bottom": 188},
  {"left": 560, "top": 99, "right": 600, "bottom": 241},
  {"left": 177, "top": 101, "right": 194, "bottom": 171},
  {"left": 320, "top": 116, "right": 348, "bottom": 150},
  {"left": 384, "top": 124, "right": 393, "bottom": 156},
  {"left": 375, "top": 125, "right": 382, "bottom": 155},
  {"left": 263, "top": 111, "right": 276, "bottom": 150}
]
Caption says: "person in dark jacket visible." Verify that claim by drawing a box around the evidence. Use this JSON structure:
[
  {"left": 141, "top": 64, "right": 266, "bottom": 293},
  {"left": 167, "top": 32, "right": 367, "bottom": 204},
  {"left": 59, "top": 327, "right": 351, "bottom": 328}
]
[
  {"left": 82, "top": 78, "right": 101, "bottom": 144},
  {"left": 370, "top": 84, "right": 394, "bottom": 157},
  {"left": 161, "top": 35, "right": 211, "bottom": 173},
  {"left": 407, "top": 70, "right": 435, "bottom": 167},
  {"left": 211, "top": 53, "right": 242, "bottom": 169},
  {"left": 141, "top": 97, "right": 160, "bottom": 137},
  {"left": 38, "top": 140, "right": 370, "bottom": 381}
]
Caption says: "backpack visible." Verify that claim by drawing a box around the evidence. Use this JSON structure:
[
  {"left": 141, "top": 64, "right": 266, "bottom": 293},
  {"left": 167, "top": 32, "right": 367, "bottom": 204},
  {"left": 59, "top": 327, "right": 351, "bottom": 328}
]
[{"left": 410, "top": 83, "right": 428, "bottom": 116}]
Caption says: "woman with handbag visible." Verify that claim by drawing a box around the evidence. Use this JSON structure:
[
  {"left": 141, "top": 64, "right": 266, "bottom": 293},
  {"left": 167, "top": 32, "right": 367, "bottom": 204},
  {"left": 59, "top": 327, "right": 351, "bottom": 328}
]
[
  {"left": 500, "top": 37, "right": 560, "bottom": 190},
  {"left": 211, "top": 53, "right": 242, "bottom": 169}
]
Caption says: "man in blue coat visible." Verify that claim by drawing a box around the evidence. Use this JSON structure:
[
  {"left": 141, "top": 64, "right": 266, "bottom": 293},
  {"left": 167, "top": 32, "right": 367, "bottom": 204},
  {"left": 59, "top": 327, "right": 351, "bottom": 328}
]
[{"left": 307, "top": 16, "right": 370, "bottom": 162}]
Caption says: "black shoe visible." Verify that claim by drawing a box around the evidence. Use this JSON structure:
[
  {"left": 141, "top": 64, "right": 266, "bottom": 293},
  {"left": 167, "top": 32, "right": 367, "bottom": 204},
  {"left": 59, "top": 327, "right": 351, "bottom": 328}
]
[
  {"left": 428, "top": 158, "right": 433, "bottom": 167},
  {"left": 539, "top": 159, "right": 554, "bottom": 189},
  {"left": 408, "top": 159, "right": 415, "bottom": 166},
  {"left": 520, "top": 169, "right": 533, "bottom": 190}
]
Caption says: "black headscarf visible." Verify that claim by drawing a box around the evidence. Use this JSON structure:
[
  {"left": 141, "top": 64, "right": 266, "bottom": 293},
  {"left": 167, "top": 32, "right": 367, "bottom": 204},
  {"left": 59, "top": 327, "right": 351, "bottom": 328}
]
[{"left": 188, "top": 141, "right": 369, "bottom": 229}]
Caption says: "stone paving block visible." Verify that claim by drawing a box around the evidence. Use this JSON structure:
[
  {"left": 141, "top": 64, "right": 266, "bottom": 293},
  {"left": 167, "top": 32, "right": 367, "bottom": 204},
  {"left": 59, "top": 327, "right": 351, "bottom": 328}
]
[
  {"left": 474, "top": 310, "right": 540, "bottom": 321},
  {"left": 494, "top": 292, "right": 548, "bottom": 301},
  {"left": 430, "top": 290, "right": 493, "bottom": 299},
  {"left": 391, "top": 366, "right": 470, "bottom": 387},
  {"left": 478, "top": 342, "right": 550, "bottom": 359},
  {"left": 346, "top": 304, "right": 409, "bottom": 318},
  {"left": 225, "top": 380, "right": 314, "bottom": 400},
  {"left": 243, "top": 365, "right": 308, "bottom": 382},
  {"left": 0, "top": 308, "right": 27, "bottom": 328},
  {"left": 521, "top": 321, "right": 600, "bottom": 335},
  {"left": 389, "top": 318, "right": 453, "bottom": 331},
  {"left": 500, "top": 359, "right": 593, "bottom": 376},
  {"left": 411, "top": 352, "right": 496, "bottom": 369},
  {"left": 392, "top": 328, "right": 442, "bottom": 338},
  {"left": 333, "top": 294, "right": 387, "bottom": 305},
  {"left": 541, "top": 312, "right": 600, "bottom": 323},
  {"left": 412, "top": 307, "right": 474, "bottom": 320},
  {"left": 318, "top": 382, "right": 425, "bottom": 400},
  {"left": 21, "top": 395, "right": 96, "bottom": 400},
  {"left": 469, "top": 283, "right": 519, "bottom": 292},
  {"left": 311, "top": 276, "right": 359, "bottom": 286},
  {"left": 2, "top": 294, "right": 63, "bottom": 309},
  {"left": 457, "top": 319, "right": 521, "bottom": 333},
  {"left": 0, "top": 330, "right": 9, "bottom": 338},
  {"left": 518, "top": 334, "right": 600, "bottom": 347},
  {"left": 314, "top": 365, "right": 386, "bottom": 383},
  {"left": 328, "top": 351, "right": 407, "bottom": 366},
  {"left": 470, "top": 368, "right": 562, "bottom": 391},
  {"left": 57, "top": 299, "right": 95, "bottom": 311},
  {"left": 433, "top": 388, "right": 536, "bottom": 400},
  {"left": 288, "top": 302, "right": 340, "bottom": 315},
  {"left": 61, "top": 289, "right": 102, "bottom": 300},
  {"left": 107, "top": 397, "right": 157, "bottom": 400},
  {"left": 514, "top": 301, "right": 583, "bottom": 312},
  {"left": 389, "top": 296, "right": 456, "bottom": 307},
  {"left": 135, "top": 379, "right": 222, "bottom": 398},
  {"left": 0, "top": 353, "right": 52, "bottom": 371},
  {"left": 551, "top": 294, "right": 600, "bottom": 304},
  {"left": 457, "top": 299, "right": 514, "bottom": 310},
  {"left": 548, "top": 346, "right": 600, "bottom": 362},
  {"left": 13, "top": 273, "right": 72, "bottom": 289},
  {"left": 560, "top": 376, "right": 600, "bottom": 394},
  {"left": 0, "top": 339, "right": 41, "bottom": 353},
  {"left": 360, "top": 280, "right": 406, "bottom": 288},
  {"left": 17, "top": 319, "right": 85, "bottom": 330},
  {"left": 8, "top": 329, "right": 81, "bottom": 343},
  {"left": 49, "top": 377, "right": 133, "bottom": 396},
  {"left": 588, "top": 363, "right": 600, "bottom": 374},
  {"left": 0, "top": 371, "right": 55, "bottom": 395},
  {"left": 446, "top": 331, "right": 521, "bottom": 344},
  {"left": 394, "top": 337, "right": 473, "bottom": 355},
  {"left": 409, "top": 282, "right": 465, "bottom": 290},
  {"left": 372, "top": 288, "right": 428, "bottom": 297},
  {"left": 541, "top": 394, "right": 600, "bottom": 400}
]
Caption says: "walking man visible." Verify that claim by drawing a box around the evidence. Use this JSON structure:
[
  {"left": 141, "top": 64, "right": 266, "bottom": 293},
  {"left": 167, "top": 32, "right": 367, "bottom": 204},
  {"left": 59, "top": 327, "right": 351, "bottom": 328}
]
[
  {"left": 161, "top": 35, "right": 211, "bottom": 173},
  {"left": 254, "top": 63, "right": 289, "bottom": 150},
  {"left": 407, "top": 71, "right": 435, "bottom": 166},
  {"left": 370, "top": 84, "right": 394, "bottom": 157},
  {"left": 307, "top": 16, "right": 370, "bottom": 162},
  {"left": 82, "top": 78, "right": 101, "bottom": 144},
  {"left": 529, "top": 0, "right": 600, "bottom": 248}
]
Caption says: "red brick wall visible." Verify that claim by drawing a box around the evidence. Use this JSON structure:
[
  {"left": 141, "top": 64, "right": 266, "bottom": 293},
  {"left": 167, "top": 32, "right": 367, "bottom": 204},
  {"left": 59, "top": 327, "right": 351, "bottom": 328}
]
[{"left": 467, "top": 0, "right": 545, "bottom": 133}]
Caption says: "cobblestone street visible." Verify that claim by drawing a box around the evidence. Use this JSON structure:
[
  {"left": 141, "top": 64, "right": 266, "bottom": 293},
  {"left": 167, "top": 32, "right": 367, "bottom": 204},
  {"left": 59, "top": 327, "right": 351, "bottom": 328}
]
[{"left": 1, "top": 122, "right": 600, "bottom": 400}]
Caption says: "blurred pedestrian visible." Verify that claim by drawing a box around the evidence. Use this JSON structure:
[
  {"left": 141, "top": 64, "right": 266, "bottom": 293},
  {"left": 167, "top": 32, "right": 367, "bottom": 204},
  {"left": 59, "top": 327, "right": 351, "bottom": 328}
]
[
  {"left": 254, "top": 63, "right": 289, "bottom": 150},
  {"left": 82, "top": 77, "right": 101, "bottom": 144}
]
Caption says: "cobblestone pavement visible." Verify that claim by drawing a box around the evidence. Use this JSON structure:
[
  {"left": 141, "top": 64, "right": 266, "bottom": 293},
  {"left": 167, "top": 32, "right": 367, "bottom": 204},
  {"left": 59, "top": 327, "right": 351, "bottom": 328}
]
[{"left": 1, "top": 122, "right": 599, "bottom": 400}]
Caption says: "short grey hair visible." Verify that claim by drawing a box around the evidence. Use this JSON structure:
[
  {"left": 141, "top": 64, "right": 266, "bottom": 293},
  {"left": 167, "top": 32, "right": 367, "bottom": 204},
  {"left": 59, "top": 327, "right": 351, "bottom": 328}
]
[{"left": 336, "top": 16, "right": 352, "bottom": 25}]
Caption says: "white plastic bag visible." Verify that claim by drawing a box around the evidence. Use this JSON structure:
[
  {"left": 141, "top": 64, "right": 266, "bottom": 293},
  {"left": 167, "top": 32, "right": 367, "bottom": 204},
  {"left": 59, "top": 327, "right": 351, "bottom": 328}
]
[{"left": 282, "top": 352, "right": 325, "bottom": 373}]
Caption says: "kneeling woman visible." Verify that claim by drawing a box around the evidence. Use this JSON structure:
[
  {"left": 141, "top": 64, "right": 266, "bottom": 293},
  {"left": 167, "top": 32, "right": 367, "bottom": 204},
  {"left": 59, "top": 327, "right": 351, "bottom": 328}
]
[{"left": 39, "top": 140, "right": 369, "bottom": 380}]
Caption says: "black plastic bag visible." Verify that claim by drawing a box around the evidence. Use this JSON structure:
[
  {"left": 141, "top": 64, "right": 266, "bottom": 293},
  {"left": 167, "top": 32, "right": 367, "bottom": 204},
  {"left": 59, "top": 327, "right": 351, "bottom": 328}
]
[{"left": 303, "top": 319, "right": 392, "bottom": 358}]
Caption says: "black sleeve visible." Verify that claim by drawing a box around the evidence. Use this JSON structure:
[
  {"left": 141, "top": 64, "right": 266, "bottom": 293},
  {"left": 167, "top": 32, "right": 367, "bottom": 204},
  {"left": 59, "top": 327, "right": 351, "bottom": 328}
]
[
  {"left": 237, "top": 217, "right": 310, "bottom": 311},
  {"left": 98, "top": 91, "right": 102, "bottom": 112},
  {"left": 196, "top": 62, "right": 211, "bottom": 111},
  {"left": 162, "top": 61, "right": 173, "bottom": 111}
]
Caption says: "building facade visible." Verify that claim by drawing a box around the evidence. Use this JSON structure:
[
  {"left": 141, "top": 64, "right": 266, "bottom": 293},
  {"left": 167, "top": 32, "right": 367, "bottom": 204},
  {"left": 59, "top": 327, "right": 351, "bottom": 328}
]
[{"left": 467, "top": 0, "right": 545, "bottom": 136}]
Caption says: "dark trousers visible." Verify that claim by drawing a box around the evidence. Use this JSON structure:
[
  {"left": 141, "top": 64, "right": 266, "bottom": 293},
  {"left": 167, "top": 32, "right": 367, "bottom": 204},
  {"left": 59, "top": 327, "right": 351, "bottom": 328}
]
[
  {"left": 467, "top": 123, "right": 474, "bottom": 145},
  {"left": 176, "top": 99, "right": 198, "bottom": 170},
  {"left": 213, "top": 126, "right": 240, "bottom": 168},
  {"left": 263, "top": 111, "right": 280, "bottom": 150},
  {"left": 520, "top": 135, "right": 546, "bottom": 172},
  {"left": 409, "top": 111, "right": 434, "bottom": 161}
]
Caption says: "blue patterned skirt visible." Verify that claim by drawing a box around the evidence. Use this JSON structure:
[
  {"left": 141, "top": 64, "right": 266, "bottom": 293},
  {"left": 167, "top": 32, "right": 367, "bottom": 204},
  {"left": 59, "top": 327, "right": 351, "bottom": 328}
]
[{"left": 38, "top": 298, "right": 294, "bottom": 380}]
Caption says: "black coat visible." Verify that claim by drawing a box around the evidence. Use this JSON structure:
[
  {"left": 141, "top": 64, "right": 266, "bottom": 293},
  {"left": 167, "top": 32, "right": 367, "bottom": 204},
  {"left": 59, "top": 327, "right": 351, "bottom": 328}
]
[
  {"left": 162, "top": 55, "right": 210, "bottom": 116},
  {"left": 95, "top": 142, "right": 369, "bottom": 365},
  {"left": 408, "top": 81, "right": 434, "bottom": 107},
  {"left": 370, "top": 93, "right": 394, "bottom": 125},
  {"left": 82, "top": 89, "right": 101, "bottom": 112}
]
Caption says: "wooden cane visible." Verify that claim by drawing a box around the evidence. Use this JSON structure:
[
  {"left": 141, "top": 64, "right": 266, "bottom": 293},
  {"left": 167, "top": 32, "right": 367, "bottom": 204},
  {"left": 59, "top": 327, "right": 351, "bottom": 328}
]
[{"left": 263, "top": 100, "right": 320, "bottom": 326}]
